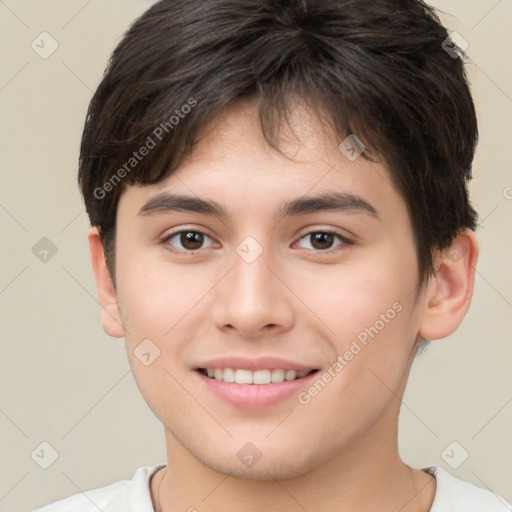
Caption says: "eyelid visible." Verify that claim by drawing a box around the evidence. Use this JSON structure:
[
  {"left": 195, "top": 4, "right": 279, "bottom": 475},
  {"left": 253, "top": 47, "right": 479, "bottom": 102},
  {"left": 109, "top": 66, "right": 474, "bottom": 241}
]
[
  {"left": 160, "top": 224, "right": 215, "bottom": 240},
  {"left": 296, "top": 222, "right": 356, "bottom": 240}
]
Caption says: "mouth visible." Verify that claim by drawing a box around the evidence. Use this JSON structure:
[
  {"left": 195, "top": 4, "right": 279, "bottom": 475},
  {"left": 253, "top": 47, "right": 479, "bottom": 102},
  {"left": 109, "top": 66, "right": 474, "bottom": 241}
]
[
  {"left": 196, "top": 367, "right": 319, "bottom": 384},
  {"left": 193, "top": 356, "right": 322, "bottom": 408}
]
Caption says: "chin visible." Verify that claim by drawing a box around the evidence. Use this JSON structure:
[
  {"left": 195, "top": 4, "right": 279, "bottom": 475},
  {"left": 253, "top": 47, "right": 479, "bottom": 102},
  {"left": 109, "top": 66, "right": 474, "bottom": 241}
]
[{"left": 198, "top": 448, "right": 318, "bottom": 481}]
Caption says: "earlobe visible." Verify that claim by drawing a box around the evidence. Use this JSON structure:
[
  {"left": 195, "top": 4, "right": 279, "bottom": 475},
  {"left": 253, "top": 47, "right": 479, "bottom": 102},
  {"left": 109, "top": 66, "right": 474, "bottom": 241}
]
[
  {"left": 88, "top": 227, "right": 125, "bottom": 338},
  {"left": 418, "top": 229, "right": 479, "bottom": 341}
]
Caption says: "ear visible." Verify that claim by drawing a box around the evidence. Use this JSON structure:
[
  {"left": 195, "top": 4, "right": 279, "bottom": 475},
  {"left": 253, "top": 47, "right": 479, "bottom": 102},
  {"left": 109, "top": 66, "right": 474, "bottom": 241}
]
[
  {"left": 88, "top": 227, "right": 125, "bottom": 338},
  {"left": 418, "top": 228, "right": 479, "bottom": 341}
]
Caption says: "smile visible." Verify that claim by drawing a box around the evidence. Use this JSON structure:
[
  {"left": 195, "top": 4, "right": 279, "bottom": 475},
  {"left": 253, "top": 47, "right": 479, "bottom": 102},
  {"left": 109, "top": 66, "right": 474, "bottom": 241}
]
[{"left": 198, "top": 368, "right": 318, "bottom": 384}]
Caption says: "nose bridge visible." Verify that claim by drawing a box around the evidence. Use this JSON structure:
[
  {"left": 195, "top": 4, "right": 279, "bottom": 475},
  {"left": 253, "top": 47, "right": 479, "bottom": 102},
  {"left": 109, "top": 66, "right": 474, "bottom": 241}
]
[
  {"left": 230, "top": 238, "right": 277, "bottom": 314},
  {"left": 232, "top": 243, "right": 273, "bottom": 302},
  {"left": 211, "top": 236, "right": 294, "bottom": 335}
]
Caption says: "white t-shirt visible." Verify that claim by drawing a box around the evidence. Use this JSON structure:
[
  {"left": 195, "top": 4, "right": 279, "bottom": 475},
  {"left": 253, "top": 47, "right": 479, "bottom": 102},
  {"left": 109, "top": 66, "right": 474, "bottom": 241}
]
[{"left": 32, "top": 464, "right": 511, "bottom": 511}]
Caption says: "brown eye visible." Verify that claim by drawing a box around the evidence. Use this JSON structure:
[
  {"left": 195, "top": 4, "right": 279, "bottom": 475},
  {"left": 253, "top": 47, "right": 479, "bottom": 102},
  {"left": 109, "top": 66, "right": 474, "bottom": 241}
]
[
  {"left": 180, "top": 231, "right": 204, "bottom": 250},
  {"left": 296, "top": 231, "right": 351, "bottom": 252},
  {"left": 163, "top": 230, "right": 215, "bottom": 252},
  {"left": 310, "top": 232, "right": 335, "bottom": 250}
]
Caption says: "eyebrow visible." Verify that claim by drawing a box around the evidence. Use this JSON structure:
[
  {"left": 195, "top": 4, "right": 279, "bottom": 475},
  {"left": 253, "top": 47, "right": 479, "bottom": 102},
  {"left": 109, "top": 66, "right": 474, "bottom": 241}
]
[{"left": 137, "top": 191, "right": 380, "bottom": 221}]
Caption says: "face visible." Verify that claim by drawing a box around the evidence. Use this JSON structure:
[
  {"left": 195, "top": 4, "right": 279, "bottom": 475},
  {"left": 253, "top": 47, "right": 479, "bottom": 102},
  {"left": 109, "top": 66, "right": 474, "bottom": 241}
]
[{"left": 110, "top": 98, "right": 430, "bottom": 479}]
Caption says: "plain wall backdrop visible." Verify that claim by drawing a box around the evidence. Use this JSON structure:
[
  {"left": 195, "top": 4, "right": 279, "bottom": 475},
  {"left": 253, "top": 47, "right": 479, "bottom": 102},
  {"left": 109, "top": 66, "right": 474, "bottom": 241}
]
[{"left": 0, "top": 1, "right": 511, "bottom": 510}]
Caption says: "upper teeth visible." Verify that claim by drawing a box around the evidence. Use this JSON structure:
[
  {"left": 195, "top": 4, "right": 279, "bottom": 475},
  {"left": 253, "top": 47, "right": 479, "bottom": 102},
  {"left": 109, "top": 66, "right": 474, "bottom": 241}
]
[{"left": 205, "top": 368, "right": 311, "bottom": 384}]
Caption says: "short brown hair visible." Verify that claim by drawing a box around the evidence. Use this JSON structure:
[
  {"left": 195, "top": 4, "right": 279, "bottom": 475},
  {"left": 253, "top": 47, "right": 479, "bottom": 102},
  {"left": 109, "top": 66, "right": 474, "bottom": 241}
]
[{"left": 78, "top": 0, "right": 478, "bottom": 295}]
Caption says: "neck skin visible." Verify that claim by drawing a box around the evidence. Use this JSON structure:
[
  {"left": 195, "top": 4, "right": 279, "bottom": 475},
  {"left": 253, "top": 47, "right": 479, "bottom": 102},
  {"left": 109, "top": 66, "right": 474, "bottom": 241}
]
[{"left": 150, "top": 367, "right": 436, "bottom": 512}]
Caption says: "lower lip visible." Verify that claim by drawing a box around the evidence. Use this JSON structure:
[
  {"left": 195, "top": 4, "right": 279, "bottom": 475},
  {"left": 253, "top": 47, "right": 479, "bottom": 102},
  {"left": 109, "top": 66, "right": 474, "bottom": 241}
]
[{"left": 194, "top": 370, "right": 319, "bottom": 409}]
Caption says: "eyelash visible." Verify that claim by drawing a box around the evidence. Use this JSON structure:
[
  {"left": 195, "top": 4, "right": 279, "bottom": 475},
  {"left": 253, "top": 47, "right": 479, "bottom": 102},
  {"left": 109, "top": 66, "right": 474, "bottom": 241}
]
[{"left": 159, "top": 228, "right": 353, "bottom": 255}]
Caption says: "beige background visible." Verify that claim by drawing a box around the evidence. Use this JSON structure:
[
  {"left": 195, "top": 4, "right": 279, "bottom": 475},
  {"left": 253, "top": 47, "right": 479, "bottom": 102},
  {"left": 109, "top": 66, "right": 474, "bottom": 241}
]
[{"left": 0, "top": 1, "right": 511, "bottom": 510}]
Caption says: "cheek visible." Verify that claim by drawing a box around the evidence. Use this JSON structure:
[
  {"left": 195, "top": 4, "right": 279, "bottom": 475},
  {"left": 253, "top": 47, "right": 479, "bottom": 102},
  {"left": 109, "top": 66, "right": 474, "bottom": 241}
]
[
  {"left": 300, "top": 253, "right": 414, "bottom": 343},
  {"left": 115, "top": 256, "right": 219, "bottom": 404},
  {"left": 301, "top": 244, "right": 419, "bottom": 388},
  {"left": 116, "top": 259, "right": 200, "bottom": 422},
  {"left": 115, "top": 250, "right": 211, "bottom": 338}
]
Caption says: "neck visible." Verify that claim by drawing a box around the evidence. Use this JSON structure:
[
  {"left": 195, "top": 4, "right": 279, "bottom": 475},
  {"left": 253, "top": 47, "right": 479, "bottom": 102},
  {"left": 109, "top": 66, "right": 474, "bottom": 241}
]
[{"left": 152, "top": 414, "right": 435, "bottom": 512}]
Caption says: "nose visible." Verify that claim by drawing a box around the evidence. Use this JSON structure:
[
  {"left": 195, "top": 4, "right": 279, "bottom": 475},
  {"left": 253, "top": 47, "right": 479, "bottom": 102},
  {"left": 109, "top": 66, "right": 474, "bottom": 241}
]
[{"left": 210, "top": 243, "right": 295, "bottom": 338}]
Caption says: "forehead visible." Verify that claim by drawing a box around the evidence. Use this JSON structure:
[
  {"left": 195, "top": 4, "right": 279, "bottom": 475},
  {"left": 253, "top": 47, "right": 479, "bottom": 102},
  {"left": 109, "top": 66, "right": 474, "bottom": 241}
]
[{"left": 117, "top": 98, "right": 409, "bottom": 232}]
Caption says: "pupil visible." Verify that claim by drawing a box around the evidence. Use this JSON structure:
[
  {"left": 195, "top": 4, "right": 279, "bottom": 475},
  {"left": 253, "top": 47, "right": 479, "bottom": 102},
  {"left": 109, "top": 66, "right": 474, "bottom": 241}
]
[
  {"left": 312, "top": 232, "right": 333, "bottom": 249},
  {"left": 182, "top": 231, "right": 203, "bottom": 250}
]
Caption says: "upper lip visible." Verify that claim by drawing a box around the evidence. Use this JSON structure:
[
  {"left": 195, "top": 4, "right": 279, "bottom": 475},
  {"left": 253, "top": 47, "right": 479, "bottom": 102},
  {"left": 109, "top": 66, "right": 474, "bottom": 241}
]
[{"left": 195, "top": 356, "right": 318, "bottom": 372}]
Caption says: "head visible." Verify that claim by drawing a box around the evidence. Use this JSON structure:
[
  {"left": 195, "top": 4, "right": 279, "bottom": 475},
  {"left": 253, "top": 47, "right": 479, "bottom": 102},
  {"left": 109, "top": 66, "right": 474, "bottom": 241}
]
[{"left": 83, "top": 0, "right": 479, "bottom": 479}]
